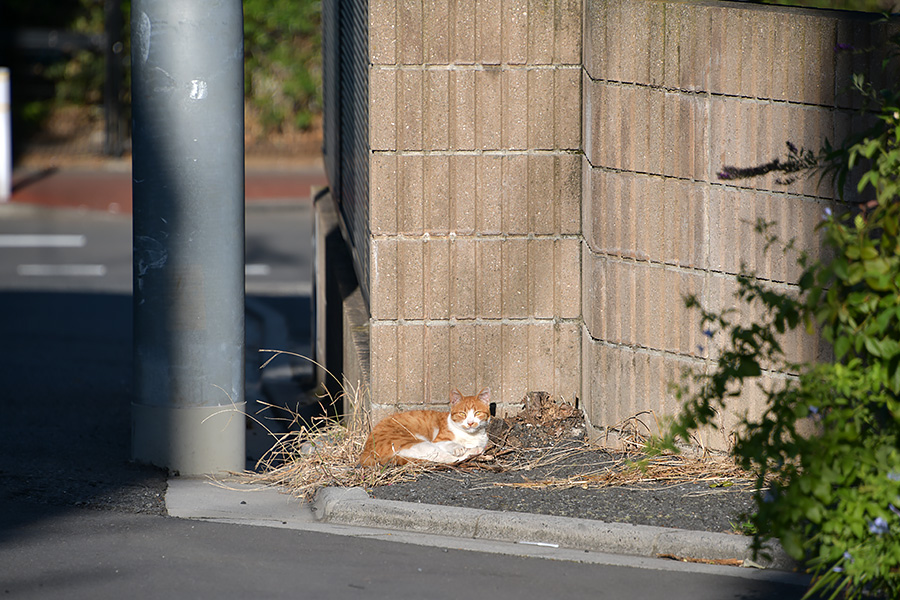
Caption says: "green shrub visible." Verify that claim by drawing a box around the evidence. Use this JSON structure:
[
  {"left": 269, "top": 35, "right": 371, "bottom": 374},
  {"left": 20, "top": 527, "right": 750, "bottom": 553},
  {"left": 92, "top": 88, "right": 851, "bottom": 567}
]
[
  {"left": 243, "top": 0, "right": 322, "bottom": 132},
  {"left": 659, "top": 38, "right": 900, "bottom": 599}
]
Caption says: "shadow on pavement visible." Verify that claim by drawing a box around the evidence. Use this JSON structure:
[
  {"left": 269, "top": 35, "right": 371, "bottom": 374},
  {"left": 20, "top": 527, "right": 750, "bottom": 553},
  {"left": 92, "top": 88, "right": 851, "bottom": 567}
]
[{"left": 0, "top": 291, "right": 167, "bottom": 537}]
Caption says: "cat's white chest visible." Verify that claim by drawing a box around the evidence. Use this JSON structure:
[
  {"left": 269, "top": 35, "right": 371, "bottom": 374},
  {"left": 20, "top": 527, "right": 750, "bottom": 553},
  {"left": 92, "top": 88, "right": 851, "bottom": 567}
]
[{"left": 448, "top": 416, "right": 489, "bottom": 450}]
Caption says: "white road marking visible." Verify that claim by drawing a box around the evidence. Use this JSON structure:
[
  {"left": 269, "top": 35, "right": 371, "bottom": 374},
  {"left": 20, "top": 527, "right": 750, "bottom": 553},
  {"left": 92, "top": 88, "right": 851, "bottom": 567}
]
[
  {"left": 17, "top": 264, "right": 107, "bottom": 277},
  {"left": 0, "top": 234, "right": 86, "bottom": 248},
  {"left": 245, "top": 263, "right": 271, "bottom": 276}
]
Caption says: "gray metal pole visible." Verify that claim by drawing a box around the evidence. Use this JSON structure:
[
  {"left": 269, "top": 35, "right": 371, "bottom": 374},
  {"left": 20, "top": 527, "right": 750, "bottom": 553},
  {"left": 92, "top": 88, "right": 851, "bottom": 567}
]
[{"left": 131, "top": 0, "right": 246, "bottom": 475}]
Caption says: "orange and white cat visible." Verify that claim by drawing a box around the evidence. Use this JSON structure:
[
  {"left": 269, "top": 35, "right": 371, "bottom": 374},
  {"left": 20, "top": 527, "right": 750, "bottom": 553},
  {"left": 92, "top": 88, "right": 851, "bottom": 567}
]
[{"left": 359, "top": 388, "right": 491, "bottom": 466}]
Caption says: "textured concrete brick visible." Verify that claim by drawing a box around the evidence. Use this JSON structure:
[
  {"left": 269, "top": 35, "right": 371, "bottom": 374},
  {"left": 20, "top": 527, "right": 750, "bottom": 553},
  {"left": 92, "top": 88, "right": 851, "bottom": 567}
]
[
  {"left": 604, "top": 0, "right": 651, "bottom": 84},
  {"left": 554, "top": 0, "right": 582, "bottom": 65},
  {"left": 663, "top": 2, "right": 710, "bottom": 92},
  {"left": 424, "top": 154, "right": 450, "bottom": 233},
  {"left": 370, "top": 153, "right": 398, "bottom": 235},
  {"left": 528, "top": 0, "right": 554, "bottom": 65},
  {"left": 661, "top": 91, "right": 707, "bottom": 181},
  {"left": 449, "top": 320, "right": 478, "bottom": 390},
  {"left": 450, "top": 237, "right": 477, "bottom": 318},
  {"left": 424, "top": 70, "right": 450, "bottom": 150},
  {"left": 452, "top": 0, "right": 476, "bottom": 63},
  {"left": 424, "top": 323, "right": 451, "bottom": 403},
  {"left": 735, "top": 11, "right": 758, "bottom": 100},
  {"left": 502, "top": 155, "right": 528, "bottom": 234},
  {"left": 398, "top": 0, "right": 423, "bottom": 64},
  {"left": 370, "top": 0, "right": 397, "bottom": 65},
  {"left": 424, "top": 0, "right": 450, "bottom": 63},
  {"left": 708, "top": 95, "right": 748, "bottom": 186},
  {"left": 425, "top": 237, "right": 451, "bottom": 318},
  {"left": 503, "top": 0, "right": 528, "bottom": 64},
  {"left": 581, "top": 0, "right": 603, "bottom": 79},
  {"left": 450, "top": 155, "right": 476, "bottom": 234},
  {"left": 583, "top": 75, "right": 600, "bottom": 167},
  {"left": 370, "top": 238, "right": 398, "bottom": 320},
  {"left": 397, "top": 322, "right": 425, "bottom": 403},
  {"left": 370, "top": 69, "right": 397, "bottom": 151},
  {"left": 555, "top": 238, "right": 581, "bottom": 319},
  {"left": 555, "top": 321, "right": 581, "bottom": 400},
  {"left": 634, "top": 172, "right": 663, "bottom": 263},
  {"left": 502, "top": 238, "right": 529, "bottom": 317},
  {"left": 613, "top": 260, "right": 635, "bottom": 346},
  {"left": 399, "top": 69, "right": 424, "bottom": 150},
  {"left": 476, "top": 321, "right": 503, "bottom": 400},
  {"left": 528, "top": 238, "right": 555, "bottom": 318},
  {"left": 476, "top": 68, "right": 503, "bottom": 150},
  {"left": 450, "top": 70, "right": 476, "bottom": 150},
  {"left": 501, "top": 322, "right": 529, "bottom": 406},
  {"left": 476, "top": 239, "right": 502, "bottom": 317},
  {"left": 795, "top": 14, "right": 837, "bottom": 106},
  {"left": 557, "top": 154, "right": 581, "bottom": 235},
  {"left": 527, "top": 322, "right": 555, "bottom": 393},
  {"left": 398, "top": 154, "right": 424, "bottom": 234},
  {"left": 502, "top": 69, "right": 529, "bottom": 150},
  {"left": 747, "top": 11, "right": 776, "bottom": 100},
  {"left": 708, "top": 6, "right": 742, "bottom": 98},
  {"left": 370, "top": 321, "right": 398, "bottom": 403},
  {"left": 528, "top": 155, "right": 555, "bottom": 235},
  {"left": 582, "top": 164, "right": 602, "bottom": 253},
  {"left": 581, "top": 247, "right": 606, "bottom": 341},
  {"left": 476, "top": 155, "right": 503, "bottom": 234},
  {"left": 476, "top": 0, "right": 501, "bottom": 64},
  {"left": 555, "top": 68, "right": 581, "bottom": 150},
  {"left": 398, "top": 239, "right": 425, "bottom": 319},
  {"left": 527, "top": 69, "right": 555, "bottom": 150}
]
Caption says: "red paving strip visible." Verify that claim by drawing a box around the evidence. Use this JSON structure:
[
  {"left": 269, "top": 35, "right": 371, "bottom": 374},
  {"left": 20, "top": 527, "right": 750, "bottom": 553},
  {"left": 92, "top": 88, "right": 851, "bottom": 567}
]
[{"left": 8, "top": 168, "right": 327, "bottom": 214}]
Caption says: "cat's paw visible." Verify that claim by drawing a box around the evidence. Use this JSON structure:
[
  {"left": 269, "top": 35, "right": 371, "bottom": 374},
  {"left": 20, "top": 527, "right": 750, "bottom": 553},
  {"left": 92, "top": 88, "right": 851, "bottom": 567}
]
[{"left": 450, "top": 445, "right": 468, "bottom": 457}]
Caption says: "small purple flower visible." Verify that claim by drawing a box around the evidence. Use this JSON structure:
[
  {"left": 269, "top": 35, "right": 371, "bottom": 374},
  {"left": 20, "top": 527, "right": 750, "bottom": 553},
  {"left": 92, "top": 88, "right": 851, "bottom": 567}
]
[
  {"left": 697, "top": 345, "right": 705, "bottom": 354},
  {"left": 822, "top": 207, "right": 833, "bottom": 221},
  {"left": 833, "top": 566, "right": 844, "bottom": 573},
  {"left": 888, "top": 472, "right": 900, "bottom": 482},
  {"left": 808, "top": 405, "right": 819, "bottom": 416},
  {"left": 843, "top": 551, "right": 853, "bottom": 562},
  {"left": 703, "top": 328, "right": 715, "bottom": 339},
  {"left": 869, "top": 517, "right": 889, "bottom": 535},
  {"left": 717, "top": 170, "right": 733, "bottom": 181},
  {"left": 890, "top": 504, "right": 900, "bottom": 518}
]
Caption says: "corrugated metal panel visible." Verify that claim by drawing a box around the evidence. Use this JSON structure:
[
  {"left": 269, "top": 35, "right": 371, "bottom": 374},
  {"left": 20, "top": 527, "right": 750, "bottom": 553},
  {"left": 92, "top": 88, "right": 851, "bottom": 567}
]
[
  {"left": 321, "top": 0, "right": 370, "bottom": 305},
  {"left": 321, "top": 0, "right": 341, "bottom": 203},
  {"left": 340, "top": 0, "right": 371, "bottom": 304}
]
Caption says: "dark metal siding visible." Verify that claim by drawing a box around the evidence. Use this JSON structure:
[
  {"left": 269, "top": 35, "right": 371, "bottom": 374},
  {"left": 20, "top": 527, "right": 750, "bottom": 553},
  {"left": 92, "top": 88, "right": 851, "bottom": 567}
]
[{"left": 322, "top": 0, "right": 370, "bottom": 305}]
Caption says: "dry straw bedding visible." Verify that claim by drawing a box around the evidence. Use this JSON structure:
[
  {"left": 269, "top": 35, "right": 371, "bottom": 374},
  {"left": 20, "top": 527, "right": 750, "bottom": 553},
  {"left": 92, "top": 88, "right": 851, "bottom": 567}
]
[{"left": 245, "top": 389, "right": 755, "bottom": 501}]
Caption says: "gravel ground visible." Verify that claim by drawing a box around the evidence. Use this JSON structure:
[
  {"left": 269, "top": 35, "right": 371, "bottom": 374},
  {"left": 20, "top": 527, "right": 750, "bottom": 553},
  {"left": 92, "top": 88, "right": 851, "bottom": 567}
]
[
  {"left": 369, "top": 453, "right": 758, "bottom": 534},
  {"left": 369, "top": 393, "right": 759, "bottom": 535}
]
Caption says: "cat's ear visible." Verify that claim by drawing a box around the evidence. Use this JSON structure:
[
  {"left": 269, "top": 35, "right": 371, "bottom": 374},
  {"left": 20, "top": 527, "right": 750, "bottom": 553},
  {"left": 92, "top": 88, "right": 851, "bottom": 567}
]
[
  {"left": 450, "top": 388, "right": 463, "bottom": 404},
  {"left": 477, "top": 388, "right": 491, "bottom": 403}
]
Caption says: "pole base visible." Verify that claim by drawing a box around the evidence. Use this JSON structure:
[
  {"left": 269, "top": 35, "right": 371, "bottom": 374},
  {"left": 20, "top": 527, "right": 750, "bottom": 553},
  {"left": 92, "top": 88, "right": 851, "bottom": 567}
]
[{"left": 132, "top": 401, "right": 247, "bottom": 476}]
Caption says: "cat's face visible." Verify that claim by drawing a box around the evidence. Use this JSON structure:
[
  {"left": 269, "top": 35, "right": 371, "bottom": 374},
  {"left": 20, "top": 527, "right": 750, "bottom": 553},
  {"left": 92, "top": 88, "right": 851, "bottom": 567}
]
[{"left": 449, "top": 388, "right": 491, "bottom": 432}]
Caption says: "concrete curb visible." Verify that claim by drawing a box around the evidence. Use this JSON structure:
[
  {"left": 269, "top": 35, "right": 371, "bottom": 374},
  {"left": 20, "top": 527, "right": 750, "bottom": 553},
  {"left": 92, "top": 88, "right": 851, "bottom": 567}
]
[{"left": 312, "top": 487, "right": 796, "bottom": 572}]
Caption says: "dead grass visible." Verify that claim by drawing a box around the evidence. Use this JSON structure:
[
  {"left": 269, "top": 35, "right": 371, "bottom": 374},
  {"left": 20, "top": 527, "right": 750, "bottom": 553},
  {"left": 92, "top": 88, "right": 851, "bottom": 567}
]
[{"left": 242, "top": 357, "right": 757, "bottom": 500}]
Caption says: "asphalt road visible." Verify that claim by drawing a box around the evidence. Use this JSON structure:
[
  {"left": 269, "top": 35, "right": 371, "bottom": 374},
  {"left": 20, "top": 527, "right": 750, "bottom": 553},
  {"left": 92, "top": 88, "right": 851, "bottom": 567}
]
[
  {"left": 1, "top": 496, "right": 812, "bottom": 600},
  {"left": 0, "top": 201, "right": 817, "bottom": 599}
]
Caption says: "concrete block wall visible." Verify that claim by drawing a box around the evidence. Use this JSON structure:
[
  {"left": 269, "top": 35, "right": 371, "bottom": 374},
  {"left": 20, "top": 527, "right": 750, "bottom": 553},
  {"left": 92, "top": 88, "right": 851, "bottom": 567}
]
[
  {"left": 322, "top": 0, "right": 895, "bottom": 444},
  {"left": 581, "top": 0, "right": 887, "bottom": 448},
  {"left": 366, "top": 0, "right": 584, "bottom": 420}
]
